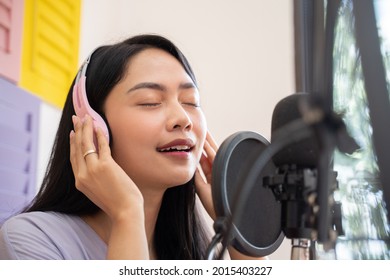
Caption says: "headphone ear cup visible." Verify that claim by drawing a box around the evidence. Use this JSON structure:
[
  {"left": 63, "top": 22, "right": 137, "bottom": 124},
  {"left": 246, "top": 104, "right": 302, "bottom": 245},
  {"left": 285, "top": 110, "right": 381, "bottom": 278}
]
[{"left": 72, "top": 76, "right": 110, "bottom": 148}]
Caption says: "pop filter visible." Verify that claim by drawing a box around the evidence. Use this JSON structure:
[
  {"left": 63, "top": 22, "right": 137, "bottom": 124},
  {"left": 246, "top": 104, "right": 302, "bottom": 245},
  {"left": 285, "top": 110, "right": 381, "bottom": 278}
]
[{"left": 212, "top": 131, "right": 284, "bottom": 257}]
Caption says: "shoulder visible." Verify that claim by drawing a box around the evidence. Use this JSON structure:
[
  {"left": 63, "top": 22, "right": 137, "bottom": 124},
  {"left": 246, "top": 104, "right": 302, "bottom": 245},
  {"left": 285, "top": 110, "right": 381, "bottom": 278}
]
[
  {"left": 1, "top": 211, "right": 67, "bottom": 229},
  {"left": 0, "top": 212, "right": 65, "bottom": 259},
  {"left": 0, "top": 212, "right": 106, "bottom": 260}
]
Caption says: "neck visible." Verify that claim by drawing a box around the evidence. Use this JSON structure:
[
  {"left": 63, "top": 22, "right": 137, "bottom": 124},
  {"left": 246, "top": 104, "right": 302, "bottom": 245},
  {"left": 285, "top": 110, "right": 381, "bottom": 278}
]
[{"left": 142, "top": 187, "right": 165, "bottom": 256}]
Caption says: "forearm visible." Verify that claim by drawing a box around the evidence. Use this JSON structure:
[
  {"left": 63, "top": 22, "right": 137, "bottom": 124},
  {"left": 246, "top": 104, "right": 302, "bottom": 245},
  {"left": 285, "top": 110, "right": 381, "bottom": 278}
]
[{"left": 106, "top": 207, "right": 149, "bottom": 260}]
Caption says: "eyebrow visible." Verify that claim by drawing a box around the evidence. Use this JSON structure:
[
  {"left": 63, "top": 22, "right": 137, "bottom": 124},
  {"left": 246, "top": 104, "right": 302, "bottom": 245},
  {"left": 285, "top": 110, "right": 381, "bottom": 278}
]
[{"left": 127, "top": 82, "right": 196, "bottom": 93}]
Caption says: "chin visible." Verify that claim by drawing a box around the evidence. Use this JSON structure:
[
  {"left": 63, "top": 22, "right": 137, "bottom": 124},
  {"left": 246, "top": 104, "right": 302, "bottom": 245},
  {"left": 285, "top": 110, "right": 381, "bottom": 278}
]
[{"left": 165, "top": 172, "right": 195, "bottom": 188}]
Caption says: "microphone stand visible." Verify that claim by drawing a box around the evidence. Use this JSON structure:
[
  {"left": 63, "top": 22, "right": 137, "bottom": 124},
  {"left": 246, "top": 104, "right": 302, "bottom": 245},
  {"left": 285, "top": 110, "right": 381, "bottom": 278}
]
[
  {"left": 263, "top": 163, "right": 340, "bottom": 260},
  {"left": 291, "top": 239, "right": 311, "bottom": 260}
]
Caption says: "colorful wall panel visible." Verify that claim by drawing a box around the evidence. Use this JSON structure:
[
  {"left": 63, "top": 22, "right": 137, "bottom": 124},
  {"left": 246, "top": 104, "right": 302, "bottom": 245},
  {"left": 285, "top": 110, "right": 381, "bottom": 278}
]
[
  {"left": 20, "top": 0, "right": 81, "bottom": 108},
  {"left": 0, "top": 77, "right": 39, "bottom": 224},
  {"left": 0, "top": 0, "right": 24, "bottom": 83}
]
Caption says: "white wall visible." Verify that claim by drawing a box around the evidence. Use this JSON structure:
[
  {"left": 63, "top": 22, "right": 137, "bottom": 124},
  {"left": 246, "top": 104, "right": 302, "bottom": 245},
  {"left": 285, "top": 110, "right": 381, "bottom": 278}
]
[
  {"left": 36, "top": 103, "right": 61, "bottom": 191},
  {"left": 79, "top": 0, "right": 295, "bottom": 142},
  {"left": 37, "top": 0, "right": 295, "bottom": 259}
]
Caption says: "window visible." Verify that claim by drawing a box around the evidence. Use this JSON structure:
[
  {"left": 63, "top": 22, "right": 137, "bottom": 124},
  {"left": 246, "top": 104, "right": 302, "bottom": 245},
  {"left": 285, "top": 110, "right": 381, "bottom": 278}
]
[{"left": 332, "top": 0, "right": 390, "bottom": 259}]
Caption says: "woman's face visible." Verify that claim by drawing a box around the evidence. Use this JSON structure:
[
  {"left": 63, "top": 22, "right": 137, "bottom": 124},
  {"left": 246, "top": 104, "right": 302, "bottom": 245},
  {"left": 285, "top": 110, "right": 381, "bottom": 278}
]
[{"left": 104, "top": 48, "right": 207, "bottom": 190}]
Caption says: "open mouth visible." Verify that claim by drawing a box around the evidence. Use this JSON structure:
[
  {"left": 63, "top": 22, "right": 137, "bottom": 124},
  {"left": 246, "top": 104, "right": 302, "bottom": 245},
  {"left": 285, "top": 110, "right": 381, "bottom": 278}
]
[{"left": 157, "top": 145, "right": 193, "bottom": 153}]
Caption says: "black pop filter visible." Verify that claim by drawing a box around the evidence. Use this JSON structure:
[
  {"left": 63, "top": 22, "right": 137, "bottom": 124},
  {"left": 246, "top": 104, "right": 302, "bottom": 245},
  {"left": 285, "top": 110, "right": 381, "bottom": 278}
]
[{"left": 212, "top": 131, "right": 284, "bottom": 257}]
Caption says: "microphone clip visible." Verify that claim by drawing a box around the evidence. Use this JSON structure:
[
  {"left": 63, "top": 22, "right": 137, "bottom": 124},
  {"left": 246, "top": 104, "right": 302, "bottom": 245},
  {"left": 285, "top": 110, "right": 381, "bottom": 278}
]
[{"left": 263, "top": 164, "right": 342, "bottom": 244}]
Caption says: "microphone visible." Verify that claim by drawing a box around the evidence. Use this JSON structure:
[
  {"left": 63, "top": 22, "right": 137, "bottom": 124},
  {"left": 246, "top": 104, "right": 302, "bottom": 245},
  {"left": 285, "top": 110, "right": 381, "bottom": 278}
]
[
  {"left": 269, "top": 93, "right": 357, "bottom": 243},
  {"left": 210, "top": 92, "right": 357, "bottom": 259},
  {"left": 271, "top": 93, "right": 318, "bottom": 167},
  {"left": 269, "top": 92, "right": 321, "bottom": 241}
]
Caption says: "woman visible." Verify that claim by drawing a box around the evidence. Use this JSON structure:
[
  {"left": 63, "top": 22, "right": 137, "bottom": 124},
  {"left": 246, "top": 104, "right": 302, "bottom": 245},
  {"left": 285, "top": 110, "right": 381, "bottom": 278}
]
[{"left": 0, "top": 34, "right": 264, "bottom": 260}]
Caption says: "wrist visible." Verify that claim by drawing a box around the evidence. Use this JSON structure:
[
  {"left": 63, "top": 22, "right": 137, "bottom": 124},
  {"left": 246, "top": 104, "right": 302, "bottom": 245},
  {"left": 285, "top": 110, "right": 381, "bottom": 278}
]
[{"left": 110, "top": 198, "right": 145, "bottom": 225}]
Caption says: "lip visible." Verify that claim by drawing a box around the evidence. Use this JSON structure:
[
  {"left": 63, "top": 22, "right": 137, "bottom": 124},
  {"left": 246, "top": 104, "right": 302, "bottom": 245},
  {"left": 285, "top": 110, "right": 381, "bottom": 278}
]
[
  {"left": 156, "top": 138, "right": 195, "bottom": 158},
  {"left": 157, "top": 138, "right": 195, "bottom": 150}
]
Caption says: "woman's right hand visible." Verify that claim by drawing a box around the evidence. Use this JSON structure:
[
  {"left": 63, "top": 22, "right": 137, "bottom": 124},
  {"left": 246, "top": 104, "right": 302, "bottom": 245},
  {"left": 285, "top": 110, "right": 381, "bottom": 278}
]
[
  {"left": 70, "top": 115, "right": 149, "bottom": 259},
  {"left": 69, "top": 115, "right": 143, "bottom": 221}
]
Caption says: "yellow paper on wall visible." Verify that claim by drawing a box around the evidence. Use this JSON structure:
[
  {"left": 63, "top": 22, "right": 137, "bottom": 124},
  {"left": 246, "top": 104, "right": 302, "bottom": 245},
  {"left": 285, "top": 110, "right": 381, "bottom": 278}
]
[{"left": 20, "top": 0, "right": 81, "bottom": 108}]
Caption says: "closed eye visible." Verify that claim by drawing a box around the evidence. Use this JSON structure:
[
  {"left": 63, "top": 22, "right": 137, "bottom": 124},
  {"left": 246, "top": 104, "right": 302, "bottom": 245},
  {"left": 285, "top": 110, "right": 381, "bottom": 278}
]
[
  {"left": 139, "top": 103, "right": 161, "bottom": 107},
  {"left": 183, "top": 102, "right": 200, "bottom": 108}
]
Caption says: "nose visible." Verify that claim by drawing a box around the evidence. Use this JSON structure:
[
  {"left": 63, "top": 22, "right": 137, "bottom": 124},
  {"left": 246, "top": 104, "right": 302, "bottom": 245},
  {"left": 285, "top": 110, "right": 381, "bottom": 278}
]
[{"left": 166, "top": 102, "right": 193, "bottom": 131}]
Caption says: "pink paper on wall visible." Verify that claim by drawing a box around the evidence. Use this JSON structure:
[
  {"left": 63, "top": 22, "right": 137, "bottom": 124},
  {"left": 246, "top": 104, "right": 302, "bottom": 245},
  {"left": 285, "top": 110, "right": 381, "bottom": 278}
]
[{"left": 0, "top": 0, "right": 24, "bottom": 83}]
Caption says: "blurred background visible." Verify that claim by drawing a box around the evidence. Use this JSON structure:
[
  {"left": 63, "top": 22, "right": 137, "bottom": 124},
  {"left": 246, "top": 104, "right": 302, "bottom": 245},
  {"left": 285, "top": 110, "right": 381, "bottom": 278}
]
[
  {"left": 0, "top": 0, "right": 294, "bottom": 259},
  {"left": 1, "top": 0, "right": 389, "bottom": 259}
]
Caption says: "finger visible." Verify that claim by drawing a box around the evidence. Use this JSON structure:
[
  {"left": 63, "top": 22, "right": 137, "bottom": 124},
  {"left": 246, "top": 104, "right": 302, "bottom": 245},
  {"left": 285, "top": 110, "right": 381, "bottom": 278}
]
[
  {"left": 81, "top": 115, "right": 99, "bottom": 163},
  {"left": 72, "top": 115, "right": 85, "bottom": 164},
  {"left": 194, "top": 167, "right": 216, "bottom": 220},
  {"left": 194, "top": 166, "right": 206, "bottom": 186},
  {"left": 199, "top": 153, "right": 211, "bottom": 170},
  {"left": 95, "top": 126, "right": 111, "bottom": 159},
  {"left": 199, "top": 154, "right": 212, "bottom": 182},
  {"left": 70, "top": 116, "right": 88, "bottom": 188},
  {"left": 203, "top": 140, "right": 216, "bottom": 162},
  {"left": 69, "top": 129, "right": 77, "bottom": 168},
  {"left": 81, "top": 115, "right": 96, "bottom": 151},
  {"left": 206, "top": 131, "right": 218, "bottom": 151},
  {"left": 194, "top": 166, "right": 210, "bottom": 194}
]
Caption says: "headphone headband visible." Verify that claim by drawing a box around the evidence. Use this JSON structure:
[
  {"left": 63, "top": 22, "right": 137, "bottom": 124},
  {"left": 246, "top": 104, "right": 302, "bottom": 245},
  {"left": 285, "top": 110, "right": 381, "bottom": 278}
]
[
  {"left": 72, "top": 48, "right": 110, "bottom": 146},
  {"left": 75, "top": 49, "right": 96, "bottom": 84}
]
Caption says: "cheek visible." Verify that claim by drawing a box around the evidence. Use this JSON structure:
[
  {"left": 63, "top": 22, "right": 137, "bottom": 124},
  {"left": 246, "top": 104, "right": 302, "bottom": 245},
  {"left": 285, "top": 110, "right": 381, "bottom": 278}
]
[
  {"left": 108, "top": 115, "right": 161, "bottom": 159},
  {"left": 193, "top": 112, "right": 208, "bottom": 155},
  {"left": 195, "top": 111, "right": 207, "bottom": 138}
]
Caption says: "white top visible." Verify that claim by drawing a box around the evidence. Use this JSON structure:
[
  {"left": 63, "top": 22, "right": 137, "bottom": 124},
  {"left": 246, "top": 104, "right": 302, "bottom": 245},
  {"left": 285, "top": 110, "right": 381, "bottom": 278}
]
[{"left": 0, "top": 211, "right": 107, "bottom": 259}]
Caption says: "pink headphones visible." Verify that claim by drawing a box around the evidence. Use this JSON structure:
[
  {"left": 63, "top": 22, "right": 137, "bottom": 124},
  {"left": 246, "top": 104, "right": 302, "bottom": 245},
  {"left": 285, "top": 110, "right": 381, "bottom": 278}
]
[{"left": 72, "top": 51, "right": 110, "bottom": 147}]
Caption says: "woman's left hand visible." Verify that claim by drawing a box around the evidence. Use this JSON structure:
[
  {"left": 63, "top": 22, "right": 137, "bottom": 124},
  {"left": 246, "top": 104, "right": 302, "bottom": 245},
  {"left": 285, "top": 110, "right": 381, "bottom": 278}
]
[{"left": 194, "top": 131, "right": 218, "bottom": 220}]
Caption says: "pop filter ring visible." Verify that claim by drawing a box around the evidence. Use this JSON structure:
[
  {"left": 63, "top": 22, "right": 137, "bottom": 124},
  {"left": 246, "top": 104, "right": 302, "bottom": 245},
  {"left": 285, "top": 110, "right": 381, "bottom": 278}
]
[{"left": 212, "top": 131, "right": 285, "bottom": 257}]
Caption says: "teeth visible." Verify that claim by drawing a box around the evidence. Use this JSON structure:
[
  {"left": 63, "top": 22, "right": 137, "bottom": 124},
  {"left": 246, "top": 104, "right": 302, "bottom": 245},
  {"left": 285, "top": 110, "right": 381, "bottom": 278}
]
[{"left": 159, "top": 145, "right": 191, "bottom": 152}]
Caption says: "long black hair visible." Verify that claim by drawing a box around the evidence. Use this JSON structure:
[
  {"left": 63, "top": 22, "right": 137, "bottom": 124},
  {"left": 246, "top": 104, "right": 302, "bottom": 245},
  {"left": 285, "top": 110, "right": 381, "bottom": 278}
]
[{"left": 26, "top": 34, "right": 210, "bottom": 259}]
